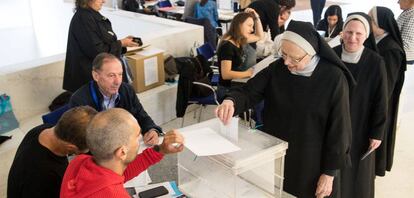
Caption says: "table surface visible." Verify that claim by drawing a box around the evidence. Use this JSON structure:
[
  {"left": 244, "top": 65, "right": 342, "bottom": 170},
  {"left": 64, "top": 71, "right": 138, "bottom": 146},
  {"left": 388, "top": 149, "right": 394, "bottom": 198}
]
[
  {"left": 158, "top": 5, "right": 237, "bottom": 21},
  {"left": 0, "top": 0, "right": 201, "bottom": 75}
]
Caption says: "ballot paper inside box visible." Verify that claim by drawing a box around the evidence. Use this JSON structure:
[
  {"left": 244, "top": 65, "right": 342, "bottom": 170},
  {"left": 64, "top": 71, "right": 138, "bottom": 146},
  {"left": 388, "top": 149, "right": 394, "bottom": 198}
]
[{"left": 177, "top": 118, "right": 292, "bottom": 198}]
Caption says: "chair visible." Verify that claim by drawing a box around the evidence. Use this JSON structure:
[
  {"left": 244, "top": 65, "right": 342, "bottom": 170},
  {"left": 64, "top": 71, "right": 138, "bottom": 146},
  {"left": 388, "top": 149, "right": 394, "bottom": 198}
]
[
  {"left": 41, "top": 104, "right": 70, "bottom": 125},
  {"left": 158, "top": 0, "right": 172, "bottom": 8},
  {"left": 196, "top": 43, "right": 219, "bottom": 86},
  {"left": 175, "top": 56, "right": 217, "bottom": 126},
  {"left": 183, "top": 82, "right": 219, "bottom": 127},
  {"left": 184, "top": 17, "right": 217, "bottom": 49}
]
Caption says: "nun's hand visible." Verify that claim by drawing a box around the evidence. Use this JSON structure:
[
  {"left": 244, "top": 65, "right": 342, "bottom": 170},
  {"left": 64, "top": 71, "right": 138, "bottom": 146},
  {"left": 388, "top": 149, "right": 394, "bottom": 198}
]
[
  {"left": 315, "top": 174, "right": 334, "bottom": 198},
  {"left": 369, "top": 138, "right": 381, "bottom": 150},
  {"left": 215, "top": 100, "right": 235, "bottom": 125}
]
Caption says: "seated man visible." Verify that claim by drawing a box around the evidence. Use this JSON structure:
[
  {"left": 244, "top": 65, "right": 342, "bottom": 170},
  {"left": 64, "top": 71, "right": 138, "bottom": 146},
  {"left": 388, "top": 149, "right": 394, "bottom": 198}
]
[
  {"left": 122, "top": 0, "right": 156, "bottom": 15},
  {"left": 69, "top": 52, "right": 161, "bottom": 145},
  {"left": 7, "top": 106, "right": 97, "bottom": 198},
  {"left": 60, "top": 108, "right": 184, "bottom": 197}
]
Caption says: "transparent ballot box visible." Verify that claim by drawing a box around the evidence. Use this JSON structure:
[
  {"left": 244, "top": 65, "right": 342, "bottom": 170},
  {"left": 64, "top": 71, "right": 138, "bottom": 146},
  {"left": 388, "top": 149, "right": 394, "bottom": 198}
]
[{"left": 178, "top": 118, "right": 292, "bottom": 198}]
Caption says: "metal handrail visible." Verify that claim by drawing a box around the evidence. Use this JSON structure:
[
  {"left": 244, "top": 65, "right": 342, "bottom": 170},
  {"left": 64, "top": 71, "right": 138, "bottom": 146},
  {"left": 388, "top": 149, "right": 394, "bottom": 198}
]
[{"left": 192, "top": 82, "right": 219, "bottom": 105}]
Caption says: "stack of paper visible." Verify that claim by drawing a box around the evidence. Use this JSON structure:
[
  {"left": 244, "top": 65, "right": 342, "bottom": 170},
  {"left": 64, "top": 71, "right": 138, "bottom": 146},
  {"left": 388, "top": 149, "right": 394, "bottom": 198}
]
[{"left": 181, "top": 127, "right": 241, "bottom": 156}]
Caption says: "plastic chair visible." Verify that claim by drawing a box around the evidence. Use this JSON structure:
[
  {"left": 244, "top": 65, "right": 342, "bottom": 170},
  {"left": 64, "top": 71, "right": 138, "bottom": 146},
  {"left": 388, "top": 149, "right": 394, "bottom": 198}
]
[
  {"left": 196, "top": 43, "right": 219, "bottom": 86},
  {"left": 185, "top": 17, "right": 217, "bottom": 49},
  {"left": 196, "top": 43, "right": 215, "bottom": 60},
  {"left": 158, "top": 0, "right": 172, "bottom": 8},
  {"left": 41, "top": 104, "right": 70, "bottom": 125},
  {"left": 181, "top": 82, "right": 219, "bottom": 127}
]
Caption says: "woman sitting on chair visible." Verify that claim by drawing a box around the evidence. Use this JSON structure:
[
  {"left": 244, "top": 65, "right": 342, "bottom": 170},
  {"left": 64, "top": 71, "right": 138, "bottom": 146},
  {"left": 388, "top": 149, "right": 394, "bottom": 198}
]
[
  {"left": 316, "top": 5, "right": 343, "bottom": 39},
  {"left": 216, "top": 8, "right": 264, "bottom": 99}
]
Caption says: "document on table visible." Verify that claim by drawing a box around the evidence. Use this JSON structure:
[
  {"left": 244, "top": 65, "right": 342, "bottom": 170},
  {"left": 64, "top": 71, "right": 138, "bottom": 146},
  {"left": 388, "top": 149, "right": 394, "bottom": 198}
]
[
  {"left": 252, "top": 54, "right": 279, "bottom": 77},
  {"left": 233, "top": 54, "right": 279, "bottom": 83},
  {"left": 328, "top": 35, "right": 341, "bottom": 48},
  {"left": 126, "top": 44, "right": 150, "bottom": 54},
  {"left": 181, "top": 127, "right": 241, "bottom": 156}
]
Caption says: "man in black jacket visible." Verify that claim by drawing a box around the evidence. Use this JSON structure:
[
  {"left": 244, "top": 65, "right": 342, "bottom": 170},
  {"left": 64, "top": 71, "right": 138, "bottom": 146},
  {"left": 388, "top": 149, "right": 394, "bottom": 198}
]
[
  {"left": 69, "top": 53, "right": 162, "bottom": 145},
  {"left": 248, "top": 0, "right": 281, "bottom": 40},
  {"left": 122, "top": 0, "right": 156, "bottom": 15},
  {"left": 248, "top": 0, "right": 296, "bottom": 40}
]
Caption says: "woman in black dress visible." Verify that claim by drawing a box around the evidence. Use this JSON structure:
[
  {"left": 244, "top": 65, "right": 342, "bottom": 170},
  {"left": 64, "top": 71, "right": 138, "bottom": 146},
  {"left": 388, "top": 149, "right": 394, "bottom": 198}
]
[
  {"left": 63, "top": 0, "right": 139, "bottom": 92},
  {"left": 316, "top": 5, "right": 343, "bottom": 39}
]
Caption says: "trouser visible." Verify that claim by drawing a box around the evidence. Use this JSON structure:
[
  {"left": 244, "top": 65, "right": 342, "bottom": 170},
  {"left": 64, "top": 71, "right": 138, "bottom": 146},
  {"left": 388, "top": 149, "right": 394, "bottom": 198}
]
[{"left": 310, "top": 0, "right": 326, "bottom": 26}]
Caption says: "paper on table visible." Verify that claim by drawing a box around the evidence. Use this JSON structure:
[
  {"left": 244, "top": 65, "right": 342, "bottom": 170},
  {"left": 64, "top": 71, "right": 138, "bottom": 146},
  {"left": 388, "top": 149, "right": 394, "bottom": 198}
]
[
  {"left": 328, "top": 35, "right": 341, "bottom": 48},
  {"left": 219, "top": 117, "right": 239, "bottom": 142},
  {"left": 252, "top": 54, "right": 279, "bottom": 77},
  {"left": 181, "top": 127, "right": 241, "bottom": 156},
  {"left": 232, "top": 54, "right": 279, "bottom": 83},
  {"left": 126, "top": 44, "right": 150, "bottom": 54},
  {"left": 360, "top": 146, "right": 375, "bottom": 160},
  {"left": 217, "top": 0, "right": 232, "bottom": 10},
  {"left": 144, "top": 56, "right": 158, "bottom": 86}
]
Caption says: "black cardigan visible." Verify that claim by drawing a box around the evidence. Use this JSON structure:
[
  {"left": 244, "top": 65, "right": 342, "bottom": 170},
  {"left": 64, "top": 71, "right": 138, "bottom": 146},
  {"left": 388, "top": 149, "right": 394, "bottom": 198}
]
[{"left": 63, "top": 8, "right": 127, "bottom": 92}]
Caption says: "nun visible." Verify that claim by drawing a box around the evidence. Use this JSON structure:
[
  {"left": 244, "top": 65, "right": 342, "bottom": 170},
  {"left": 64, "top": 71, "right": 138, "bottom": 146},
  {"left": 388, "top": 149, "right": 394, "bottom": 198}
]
[
  {"left": 369, "top": 6, "right": 406, "bottom": 177},
  {"left": 333, "top": 13, "right": 388, "bottom": 198},
  {"left": 215, "top": 20, "right": 353, "bottom": 198}
]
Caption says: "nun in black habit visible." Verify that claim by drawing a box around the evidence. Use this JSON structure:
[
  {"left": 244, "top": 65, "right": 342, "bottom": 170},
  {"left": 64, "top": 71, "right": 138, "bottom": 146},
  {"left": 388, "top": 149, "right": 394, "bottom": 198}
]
[
  {"left": 369, "top": 6, "right": 406, "bottom": 177},
  {"left": 333, "top": 13, "right": 388, "bottom": 198},
  {"left": 216, "top": 20, "right": 354, "bottom": 198}
]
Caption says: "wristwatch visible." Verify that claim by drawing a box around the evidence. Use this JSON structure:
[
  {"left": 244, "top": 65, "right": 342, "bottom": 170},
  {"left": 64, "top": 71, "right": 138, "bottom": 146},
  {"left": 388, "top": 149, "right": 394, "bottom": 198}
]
[{"left": 153, "top": 145, "right": 161, "bottom": 153}]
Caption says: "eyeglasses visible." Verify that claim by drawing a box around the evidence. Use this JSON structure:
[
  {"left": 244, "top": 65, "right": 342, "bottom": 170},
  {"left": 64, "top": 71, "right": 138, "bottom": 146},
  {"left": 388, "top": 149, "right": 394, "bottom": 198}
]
[{"left": 280, "top": 50, "right": 308, "bottom": 64}]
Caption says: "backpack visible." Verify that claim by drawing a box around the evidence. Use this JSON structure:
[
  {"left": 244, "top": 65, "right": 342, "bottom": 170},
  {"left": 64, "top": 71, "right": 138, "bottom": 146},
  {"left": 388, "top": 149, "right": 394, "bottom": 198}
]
[
  {"left": 164, "top": 54, "right": 178, "bottom": 82},
  {"left": 49, "top": 91, "right": 72, "bottom": 111}
]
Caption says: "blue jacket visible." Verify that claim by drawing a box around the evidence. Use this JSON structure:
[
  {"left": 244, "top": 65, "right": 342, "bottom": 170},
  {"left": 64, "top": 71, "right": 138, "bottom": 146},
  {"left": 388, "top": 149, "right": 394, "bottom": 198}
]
[
  {"left": 69, "top": 81, "right": 161, "bottom": 134},
  {"left": 194, "top": 1, "right": 219, "bottom": 28}
]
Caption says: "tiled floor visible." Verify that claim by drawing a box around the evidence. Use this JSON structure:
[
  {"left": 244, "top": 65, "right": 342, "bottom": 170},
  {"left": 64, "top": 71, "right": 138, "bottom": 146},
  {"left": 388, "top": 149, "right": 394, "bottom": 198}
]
[{"left": 1, "top": 0, "right": 413, "bottom": 197}]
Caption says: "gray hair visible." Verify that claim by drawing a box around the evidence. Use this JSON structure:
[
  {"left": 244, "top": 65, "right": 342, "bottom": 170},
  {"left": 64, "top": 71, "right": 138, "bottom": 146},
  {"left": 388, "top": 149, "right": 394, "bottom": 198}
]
[
  {"left": 92, "top": 52, "right": 120, "bottom": 71},
  {"left": 86, "top": 108, "right": 137, "bottom": 161}
]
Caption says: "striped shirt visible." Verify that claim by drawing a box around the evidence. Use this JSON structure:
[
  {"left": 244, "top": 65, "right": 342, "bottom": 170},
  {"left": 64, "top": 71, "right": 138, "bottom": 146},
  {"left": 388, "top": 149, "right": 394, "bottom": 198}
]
[{"left": 398, "top": 8, "right": 414, "bottom": 61}]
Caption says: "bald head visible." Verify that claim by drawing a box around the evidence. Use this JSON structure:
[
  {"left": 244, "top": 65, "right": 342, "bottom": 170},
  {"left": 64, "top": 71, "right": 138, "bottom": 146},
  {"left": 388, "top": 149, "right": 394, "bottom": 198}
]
[{"left": 86, "top": 108, "right": 141, "bottom": 161}]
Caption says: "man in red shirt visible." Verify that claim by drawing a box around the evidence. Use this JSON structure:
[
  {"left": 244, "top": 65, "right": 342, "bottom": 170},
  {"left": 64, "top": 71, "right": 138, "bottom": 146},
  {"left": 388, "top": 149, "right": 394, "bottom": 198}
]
[{"left": 60, "top": 108, "right": 184, "bottom": 198}]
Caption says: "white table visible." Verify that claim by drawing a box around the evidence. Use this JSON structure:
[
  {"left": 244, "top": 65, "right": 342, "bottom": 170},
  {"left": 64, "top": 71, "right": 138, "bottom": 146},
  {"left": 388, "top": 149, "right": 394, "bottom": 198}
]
[{"left": 0, "top": 0, "right": 203, "bottom": 75}]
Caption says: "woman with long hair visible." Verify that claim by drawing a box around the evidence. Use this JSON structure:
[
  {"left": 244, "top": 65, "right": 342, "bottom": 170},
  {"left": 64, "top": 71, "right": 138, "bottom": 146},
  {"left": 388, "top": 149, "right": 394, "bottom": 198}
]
[
  {"left": 216, "top": 8, "right": 263, "bottom": 98},
  {"left": 316, "top": 5, "right": 343, "bottom": 39}
]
